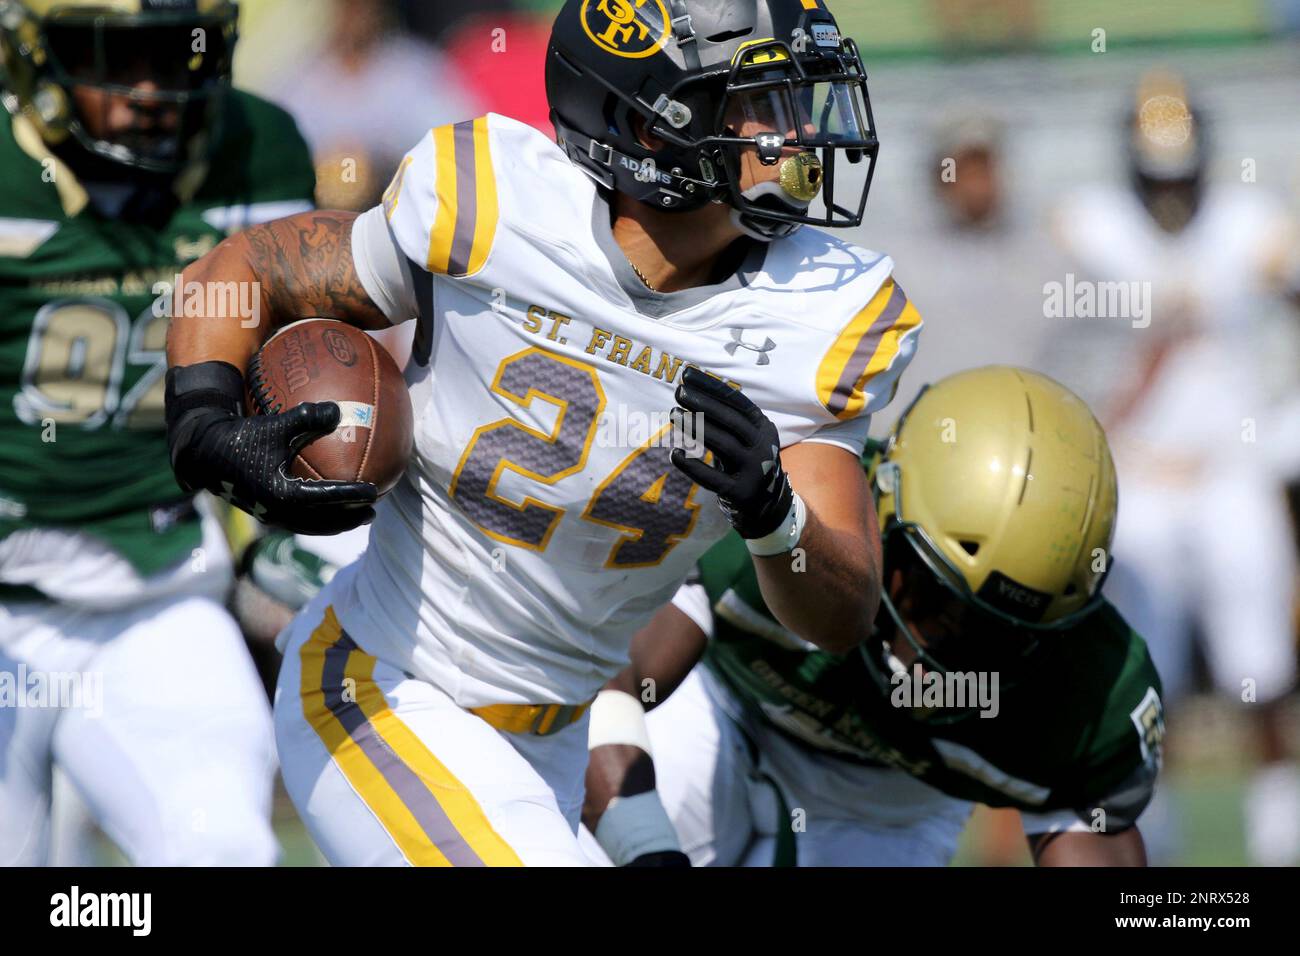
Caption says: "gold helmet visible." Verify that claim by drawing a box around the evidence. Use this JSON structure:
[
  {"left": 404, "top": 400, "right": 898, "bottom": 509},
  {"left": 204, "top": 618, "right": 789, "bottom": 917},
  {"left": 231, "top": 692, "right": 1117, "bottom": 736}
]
[
  {"left": 871, "top": 366, "right": 1117, "bottom": 673},
  {"left": 1126, "top": 68, "right": 1206, "bottom": 232},
  {"left": 0, "top": 0, "right": 239, "bottom": 174}
]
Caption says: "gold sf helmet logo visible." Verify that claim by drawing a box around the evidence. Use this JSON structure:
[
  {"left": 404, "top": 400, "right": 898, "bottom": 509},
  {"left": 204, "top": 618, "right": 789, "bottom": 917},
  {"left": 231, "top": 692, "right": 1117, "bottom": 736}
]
[{"left": 581, "top": 0, "right": 671, "bottom": 59}]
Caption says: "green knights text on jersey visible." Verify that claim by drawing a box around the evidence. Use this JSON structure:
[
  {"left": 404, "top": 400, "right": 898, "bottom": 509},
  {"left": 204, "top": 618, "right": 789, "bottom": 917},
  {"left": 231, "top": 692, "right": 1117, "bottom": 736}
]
[{"left": 0, "top": 90, "right": 314, "bottom": 577}]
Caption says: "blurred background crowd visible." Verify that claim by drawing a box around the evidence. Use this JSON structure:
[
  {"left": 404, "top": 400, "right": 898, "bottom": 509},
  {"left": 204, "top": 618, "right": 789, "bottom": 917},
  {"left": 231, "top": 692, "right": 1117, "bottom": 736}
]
[{"left": 214, "top": 0, "right": 1300, "bottom": 865}]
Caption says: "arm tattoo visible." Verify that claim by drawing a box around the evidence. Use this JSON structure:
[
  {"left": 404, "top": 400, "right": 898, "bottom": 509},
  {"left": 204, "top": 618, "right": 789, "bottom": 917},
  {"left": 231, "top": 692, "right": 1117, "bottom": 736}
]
[{"left": 242, "top": 211, "right": 390, "bottom": 331}]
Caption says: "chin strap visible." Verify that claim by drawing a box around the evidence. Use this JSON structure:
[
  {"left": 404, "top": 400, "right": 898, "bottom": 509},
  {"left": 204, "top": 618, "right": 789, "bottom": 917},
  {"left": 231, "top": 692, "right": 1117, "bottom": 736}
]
[
  {"left": 555, "top": 117, "right": 805, "bottom": 238},
  {"left": 668, "top": 0, "right": 702, "bottom": 71},
  {"left": 729, "top": 180, "right": 808, "bottom": 241},
  {"left": 730, "top": 206, "right": 803, "bottom": 242}
]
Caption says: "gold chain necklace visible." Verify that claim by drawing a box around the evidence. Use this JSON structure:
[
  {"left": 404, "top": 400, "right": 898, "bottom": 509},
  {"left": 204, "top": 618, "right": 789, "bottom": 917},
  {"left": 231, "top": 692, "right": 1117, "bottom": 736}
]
[{"left": 629, "top": 258, "right": 658, "bottom": 292}]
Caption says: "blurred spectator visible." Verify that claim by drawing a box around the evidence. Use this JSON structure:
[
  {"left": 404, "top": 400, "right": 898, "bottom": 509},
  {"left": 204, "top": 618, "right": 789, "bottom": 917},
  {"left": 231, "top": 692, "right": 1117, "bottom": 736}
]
[
  {"left": 1051, "top": 69, "right": 1300, "bottom": 867},
  {"left": 262, "top": 0, "right": 480, "bottom": 209},
  {"left": 865, "top": 102, "right": 1073, "bottom": 392}
]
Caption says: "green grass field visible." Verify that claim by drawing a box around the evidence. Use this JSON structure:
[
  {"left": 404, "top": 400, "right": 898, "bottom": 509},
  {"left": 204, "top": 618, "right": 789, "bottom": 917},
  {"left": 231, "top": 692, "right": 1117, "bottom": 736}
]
[{"left": 951, "top": 771, "right": 1253, "bottom": 867}]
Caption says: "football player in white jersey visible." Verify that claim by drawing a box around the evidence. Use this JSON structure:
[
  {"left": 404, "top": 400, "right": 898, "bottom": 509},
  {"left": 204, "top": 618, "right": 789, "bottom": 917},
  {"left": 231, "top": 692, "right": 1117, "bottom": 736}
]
[
  {"left": 163, "top": 0, "right": 921, "bottom": 866},
  {"left": 1052, "top": 70, "right": 1300, "bottom": 865}
]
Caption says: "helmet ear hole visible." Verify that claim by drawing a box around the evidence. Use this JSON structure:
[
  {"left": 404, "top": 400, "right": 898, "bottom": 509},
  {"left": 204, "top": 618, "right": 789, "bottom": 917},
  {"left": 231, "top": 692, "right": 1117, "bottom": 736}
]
[
  {"left": 706, "top": 28, "right": 752, "bottom": 44},
  {"left": 628, "top": 111, "right": 664, "bottom": 151},
  {"left": 959, "top": 540, "right": 980, "bottom": 557}
]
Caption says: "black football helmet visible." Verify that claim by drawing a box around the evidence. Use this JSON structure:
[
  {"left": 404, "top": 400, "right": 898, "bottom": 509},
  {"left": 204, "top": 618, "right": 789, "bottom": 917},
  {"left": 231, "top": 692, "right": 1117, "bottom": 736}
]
[{"left": 545, "top": 0, "right": 879, "bottom": 241}]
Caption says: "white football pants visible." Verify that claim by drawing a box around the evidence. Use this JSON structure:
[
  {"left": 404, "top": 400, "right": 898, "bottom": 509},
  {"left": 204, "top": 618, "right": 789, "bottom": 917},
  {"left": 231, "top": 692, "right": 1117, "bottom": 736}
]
[
  {"left": 274, "top": 598, "right": 591, "bottom": 866},
  {"left": 0, "top": 592, "right": 277, "bottom": 865}
]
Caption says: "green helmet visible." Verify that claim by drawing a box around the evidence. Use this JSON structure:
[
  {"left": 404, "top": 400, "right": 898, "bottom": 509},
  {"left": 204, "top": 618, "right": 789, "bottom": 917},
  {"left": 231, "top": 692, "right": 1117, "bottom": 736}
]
[
  {"left": 865, "top": 366, "right": 1118, "bottom": 717},
  {"left": 0, "top": 0, "right": 239, "bottom": 175}
]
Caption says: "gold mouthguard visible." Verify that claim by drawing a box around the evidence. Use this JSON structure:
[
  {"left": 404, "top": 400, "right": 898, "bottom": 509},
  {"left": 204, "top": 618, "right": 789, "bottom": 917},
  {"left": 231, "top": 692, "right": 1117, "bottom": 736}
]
[{"left": 780, "top": 152, "right": 824, "bottom": 202}]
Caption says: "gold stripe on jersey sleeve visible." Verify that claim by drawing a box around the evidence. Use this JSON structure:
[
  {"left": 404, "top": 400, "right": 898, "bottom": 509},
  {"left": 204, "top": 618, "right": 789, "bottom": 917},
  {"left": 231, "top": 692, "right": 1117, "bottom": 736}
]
[
  {"left": 856, "top": 299, "right": 922, "bottom": 415},
  {"left": 427, "top": 124, "right": 460, "bottom": 274},
  {"left": 816, "top": 279, "right": 922, "bottom": 420},
  {"left": 800, "top": 0, "right": 820, "bottom": 9},
  {"left": 466, "top": 116, "right": 500, "bottom": 275},
  {"left": 383, "top": 154, "right": 414, "bottom": 222}
]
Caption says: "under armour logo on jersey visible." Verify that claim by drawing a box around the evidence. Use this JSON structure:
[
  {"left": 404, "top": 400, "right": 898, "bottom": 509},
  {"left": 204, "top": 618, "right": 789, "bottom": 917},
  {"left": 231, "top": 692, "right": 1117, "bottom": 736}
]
[{"left": 725, "top": 328, "right": 777, "bottom": 365}]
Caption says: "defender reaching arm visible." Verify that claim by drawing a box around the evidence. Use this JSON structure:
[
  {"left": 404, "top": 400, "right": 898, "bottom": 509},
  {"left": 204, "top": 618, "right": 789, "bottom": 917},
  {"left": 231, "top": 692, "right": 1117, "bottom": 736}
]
[{"left": 583, "top": 601, "right": 708, "bottom": 866}]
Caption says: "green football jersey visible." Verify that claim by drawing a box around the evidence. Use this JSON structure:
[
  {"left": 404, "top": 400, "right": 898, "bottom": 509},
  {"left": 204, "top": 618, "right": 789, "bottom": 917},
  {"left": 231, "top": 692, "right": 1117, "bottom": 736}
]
[
  {"left": 0, "top": 90, "right": 314, "bottom": 579},
  {"left": 696, "top": 531, "right": 1166, "bottom": 829}
]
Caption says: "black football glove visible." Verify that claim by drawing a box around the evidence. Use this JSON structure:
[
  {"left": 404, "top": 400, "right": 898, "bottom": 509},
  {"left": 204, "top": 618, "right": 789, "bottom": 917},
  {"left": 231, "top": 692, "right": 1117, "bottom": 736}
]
[
  {"left": 164, "top": 361, "right": 377, "bottom": 535},
  {"left": 669, "top": 366, "right": 794, "bottom": 540}
]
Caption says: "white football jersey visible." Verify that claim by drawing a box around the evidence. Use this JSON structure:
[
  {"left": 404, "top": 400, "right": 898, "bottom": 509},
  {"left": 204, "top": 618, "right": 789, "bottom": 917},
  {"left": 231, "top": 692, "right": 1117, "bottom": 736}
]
[
  {"left": 1056, "top": 184, "right": 1289, "bottom": 337},
  {"left": 339, "top": 113, "right": 921, "bottom": 706},
  {"left": 1055, "top": 184, "right": 1294, "bottom": 463}
]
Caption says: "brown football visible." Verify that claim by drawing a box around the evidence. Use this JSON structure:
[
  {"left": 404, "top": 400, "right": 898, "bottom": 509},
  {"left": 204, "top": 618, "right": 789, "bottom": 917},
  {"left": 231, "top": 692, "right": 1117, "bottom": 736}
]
[{"left": 246, "top": 319, "right": 413, "bottom": 495}]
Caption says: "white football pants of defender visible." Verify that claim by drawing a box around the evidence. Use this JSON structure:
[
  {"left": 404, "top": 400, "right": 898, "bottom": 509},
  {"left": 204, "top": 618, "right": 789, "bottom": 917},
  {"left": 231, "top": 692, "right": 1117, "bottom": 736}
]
[
  {"left": 0, "top": 592, "right": 277, "bottom": 866},
  {"left": 1103, "top": 461, "right": 1298, "bottom": 705},
  {"left": 1103, "top": 457, "right": 1300, "bottom": 866},
  {"left": 274, "top": 593, "right": 591, "bottom": 866},
  {"left": 619, "top": 666, "right": 973, "bottom": 867}
]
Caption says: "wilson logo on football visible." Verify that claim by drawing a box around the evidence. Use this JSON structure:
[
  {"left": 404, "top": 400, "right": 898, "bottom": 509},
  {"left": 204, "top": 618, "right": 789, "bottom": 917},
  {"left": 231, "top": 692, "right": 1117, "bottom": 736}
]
[
  {"left": 581, "top": 0, "right": 670, "bottom": 59},
  {"left": 322, "top": 328, "right": 359, "bottom": 367},
  {"left": 278, "top": 331, "right": 312, "bottom": 393}
]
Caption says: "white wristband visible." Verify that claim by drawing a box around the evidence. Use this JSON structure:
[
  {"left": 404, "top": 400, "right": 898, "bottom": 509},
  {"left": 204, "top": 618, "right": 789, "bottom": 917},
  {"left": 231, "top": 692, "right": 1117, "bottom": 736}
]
[
  {"left": 745, "top": 492, "right": 807, "bottom": 557},
  {"left": 587, "top": 689, "right": 652, "bottom": 753},
  {"left": 594, "top": 791, "right": 683, "bottom": 865}
]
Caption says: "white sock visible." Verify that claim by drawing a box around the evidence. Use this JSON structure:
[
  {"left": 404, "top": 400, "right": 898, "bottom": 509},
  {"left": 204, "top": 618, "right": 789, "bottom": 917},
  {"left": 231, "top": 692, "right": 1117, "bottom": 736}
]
[{"left": 1245, "top": 761, "right": 1300, "bottom": 867}]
